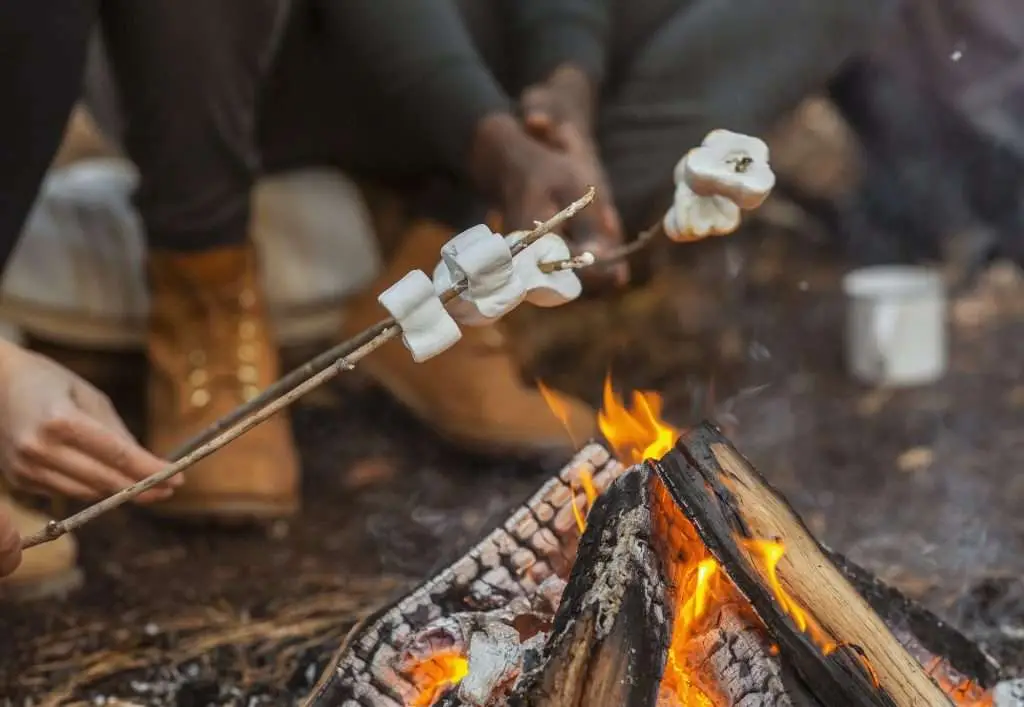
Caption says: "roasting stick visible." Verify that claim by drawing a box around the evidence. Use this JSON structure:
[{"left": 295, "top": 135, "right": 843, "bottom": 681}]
[
  {"left": 20, "top": 188, "right": 598, "bottom": 550},
  {"left": 21, "top": 129, "right": 775, "bottom": 549},
  {"left": 538, "top": 222, "right": 664, "bottom": 273}
]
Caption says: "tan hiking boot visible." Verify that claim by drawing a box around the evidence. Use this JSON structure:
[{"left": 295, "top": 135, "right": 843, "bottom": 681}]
[
  {"left": 340, "top": 219, "right": 597, "bottom": 454},
  {"left": 146, "top": 245, "right": 299, "bottom": 522},
  {"left": 0, "top": 492, "right": 82, "bottom": 601}
]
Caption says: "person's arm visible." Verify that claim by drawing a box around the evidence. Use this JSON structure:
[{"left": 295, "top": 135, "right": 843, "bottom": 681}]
[
  {"left": 319, "top": 0, "right": 513, "bottom": 178},
  {"left": 507, "top": 0, "right": 612, "bottom": 90}
]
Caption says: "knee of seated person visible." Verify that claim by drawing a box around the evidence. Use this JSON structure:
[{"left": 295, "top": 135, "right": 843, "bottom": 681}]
[{"left": 252, "top": 169, "right": 383, "bottom": 296}]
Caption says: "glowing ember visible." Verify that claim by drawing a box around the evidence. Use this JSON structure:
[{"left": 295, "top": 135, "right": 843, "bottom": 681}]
[
  {"left": 924, "top": 656, "right": 995, "bottom": 706},
  {"left": 407, "top": 652, "right": 469, "bottom": 707}
]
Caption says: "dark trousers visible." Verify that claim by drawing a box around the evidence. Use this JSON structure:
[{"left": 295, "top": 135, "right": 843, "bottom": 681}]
[
  {"left": 0, "top": 0, "right": 287, "bottom": 280},
  {"left": 29, "top": 0, "right": 890, "bottom": 284},
  {"left": 259, "top": 0, "right": 890, "bottom": 235}
]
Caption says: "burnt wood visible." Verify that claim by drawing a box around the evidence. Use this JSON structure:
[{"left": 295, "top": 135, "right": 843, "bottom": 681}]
[
  {"left": 508, "top": 466, "right": 671, "bottom": 707},
  {"left": 656, "top": 421, "right": 955, "bottom": 707},
  {"left": 304, "top": 444, "right": 627, "bottom": 707}
]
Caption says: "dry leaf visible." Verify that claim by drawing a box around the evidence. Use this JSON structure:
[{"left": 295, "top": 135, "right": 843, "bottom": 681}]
[{"left": 896, "top": 446, "right": 934, "bottom": 473}]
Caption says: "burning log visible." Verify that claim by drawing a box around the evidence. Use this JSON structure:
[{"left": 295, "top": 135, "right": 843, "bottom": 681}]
[
  {"left": 656, "top": 421, "right": 965, "bottom": 707},
  {"left": 506, "top": 467, "right": 671, "bottom": 707},
  {"left": 503, "top": 460, "right": 820, "bottom": 707},
  {"left": 304, "top": 443, "right": 627, "bottom": 706},
  {"left": 307, "top": 424, "right": 999, "bottom": 707}
]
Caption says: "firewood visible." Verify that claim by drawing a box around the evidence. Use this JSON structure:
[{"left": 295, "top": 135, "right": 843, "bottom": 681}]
[
  {"left": 507, "top": 467, "right": 672, "bottom": 707},
  {"left": 304, "top": 444, "right": 627, "bottom": 707},
  {"left": 657, "top": 421, "right": 955, "bottom": 707},
  {"left": 830, "top": 550, "right": 1000, "bottom": 691}
]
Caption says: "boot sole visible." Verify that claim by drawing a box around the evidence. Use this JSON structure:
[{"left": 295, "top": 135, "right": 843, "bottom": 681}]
[
  {"left": 144, "top": 497, "right": 299, "bottom": 526},
  {"left": 0, "top": 566, "right": 84, "bottom": 602}
]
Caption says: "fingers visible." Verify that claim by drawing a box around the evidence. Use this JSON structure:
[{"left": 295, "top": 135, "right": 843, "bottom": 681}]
[
  {"left": 21, "top": 446, "right": 175, "bottom": 504},
  {"left": 71, "top": 383, "right": 133, "bottom": 439},
  {"left": 0, "top": 510, "right": 22, "bottom": 578},
  {"left": 16, "top": 468, "right": 112, "bottom": 502},
  {"left": 524, "top": 111, "right": 555, "bottom": 140},
  {"left": 37, "top": 409, "right": 181, "bottom": 502}
]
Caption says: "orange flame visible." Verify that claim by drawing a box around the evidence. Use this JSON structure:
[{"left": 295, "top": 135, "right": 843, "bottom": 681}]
[
  {"left": 924, "top": 656, "right": 995, "bottom": 706},
  {"left": 531, "top": 376, "right": 993, "bottom": 707},
  {"left": 537, "top": 380, "right": 600, "bottom": 533},
  {"left": 598, "top": 376, "right": 681, "bottom": 464},
  {"left": 407, "top": 652, "right": 469, "bottom": 707},
  {"left": 740, "top": 538, "right": 837, "bottom": 655},
  {"left": 570, "top": 468, "right": 599, "bottom": 534},
  {"left": 537, "top": 379, "right": 578, "bottom": 448}
]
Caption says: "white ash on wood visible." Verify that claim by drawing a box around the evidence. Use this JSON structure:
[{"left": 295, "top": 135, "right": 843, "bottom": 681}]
[
  {"left": 305, "top": 444, "right": 626, "bottom": 706},
  {"left": 306, "top": 430, "right": 1001, "bottom": 707}
]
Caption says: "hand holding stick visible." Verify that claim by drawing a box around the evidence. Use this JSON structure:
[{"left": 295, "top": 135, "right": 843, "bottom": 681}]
[
  {"left": 20, "top": 188, "right": 597, "bottom": 549},
  {"left": 21, "top": 128, "right": 777, "bottom": 549}
]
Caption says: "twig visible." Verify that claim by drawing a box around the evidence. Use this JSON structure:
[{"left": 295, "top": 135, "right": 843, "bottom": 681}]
[
  {"left": 538, "top": 221, "right": 665, "bottom": 273},
  {"left": 20, "top": 187, "right": 597, "bottom": 549}
]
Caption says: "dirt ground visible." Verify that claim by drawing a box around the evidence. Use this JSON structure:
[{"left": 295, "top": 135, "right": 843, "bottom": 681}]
[{"left": 1, "top": 221, "right": 1023, "bottom": 706}]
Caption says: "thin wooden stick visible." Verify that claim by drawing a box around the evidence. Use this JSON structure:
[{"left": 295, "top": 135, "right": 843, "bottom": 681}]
[
  {"left": 20, "top": 187, "right": 597, "bottom": 549},
  {"left": 538, "top": 222, "right": 665, "bottom": 273}
]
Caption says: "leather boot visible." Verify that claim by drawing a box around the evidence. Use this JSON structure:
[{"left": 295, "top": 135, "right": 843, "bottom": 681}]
[
  {"left": 340, "top": 219, "right": 597, "bottom": 454},
  {"left": 0, "top": 491, "right": 82, "bottom": 601},
  {"left": 146, "top": 245, "right": 299, "bottom": 521}
]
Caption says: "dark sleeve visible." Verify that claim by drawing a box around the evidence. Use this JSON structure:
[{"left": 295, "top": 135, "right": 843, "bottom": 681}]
[
  {"left": 320, "top": 0, "right": 511, "bottom": 174},
  {"left": 507, "top": 0, "right": 611, "bottom": 88}
]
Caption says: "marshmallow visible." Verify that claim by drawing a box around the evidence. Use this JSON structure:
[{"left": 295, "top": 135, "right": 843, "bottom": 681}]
[
  {"left": 662, "top": 180, "right": 742, "bottom": 243},
  {"left": 679, "top": 129, "right": 775, "bottom": 210},
  {"left": 507, "top": 231, "right": 583, "bottom": 307},
  {"left": 378, "top": 269, "right": 462, "bottom": 362},
  {"left": 434, "top": 224, "right": 527, "bottom": 325}
]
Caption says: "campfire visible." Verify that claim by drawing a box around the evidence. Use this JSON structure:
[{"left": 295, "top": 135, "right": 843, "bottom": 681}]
[{"left": 305, "top": 379, "right": 1001, "bottom": 707}]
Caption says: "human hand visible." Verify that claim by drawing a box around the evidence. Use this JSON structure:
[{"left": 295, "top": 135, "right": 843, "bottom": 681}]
[
  {"left": 521, "top": 64, "right": 595, "bottom": 142},
  {"left": 469, "top": 114, "right": 627, "bottom": 287},
  {"left": 520, "top": 67, "right": 626, "bottom": 286},
  {"left": 0, "top": 342, "right": 180, "bottom": 503},
  {"left": 0, "top": 506, "right": 21, "bottom": 578}
]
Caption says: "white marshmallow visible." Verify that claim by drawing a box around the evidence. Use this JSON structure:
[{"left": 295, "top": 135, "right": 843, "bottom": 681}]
[
  {"left": 662, "top": 180, "right": 742, "bottom": 243},
  {"left": 678, "top": 129, "right": 775, "bottom": 210},
  {"left": 432, "top": 258, "right": 492, "bottom": 327},
  {"left": 435, "top": 224, "right": 527, "bottom": 325},
  {"left": 378, "top": 269, "right": 462, "bottom": 362},
  {"left": 507, "top": 231, "right": 582, "bottom": 307}
]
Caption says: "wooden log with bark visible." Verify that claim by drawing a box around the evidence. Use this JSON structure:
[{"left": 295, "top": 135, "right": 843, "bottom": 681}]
[
  {"left": 656, "top": 421, "right": 967, "bottom": 707},
  {"left": 506, "top": 467, "right": 671, "bottom": 707},
  {"left": 304, "top": 444, "right": 628, "bottom": 707},
  {"left": 306, "top": 429, "right": 999, "bottom": 707}
]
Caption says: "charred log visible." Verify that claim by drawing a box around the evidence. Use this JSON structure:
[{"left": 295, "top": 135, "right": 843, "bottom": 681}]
[
  {"left": 305, "top": 444, "right": 627, "bottom": 707},
  {"left": 832, "top": 551, "right": 1001, "bottom": 690},
  {"left": 507, "top": 467, "right": 671, "bottom": 707},
  {"left": 657, "top": 421, "right": 955, "bottom": 707},
  {"left": 307, "top": 432, "right": 998, "bottom": 707}
]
